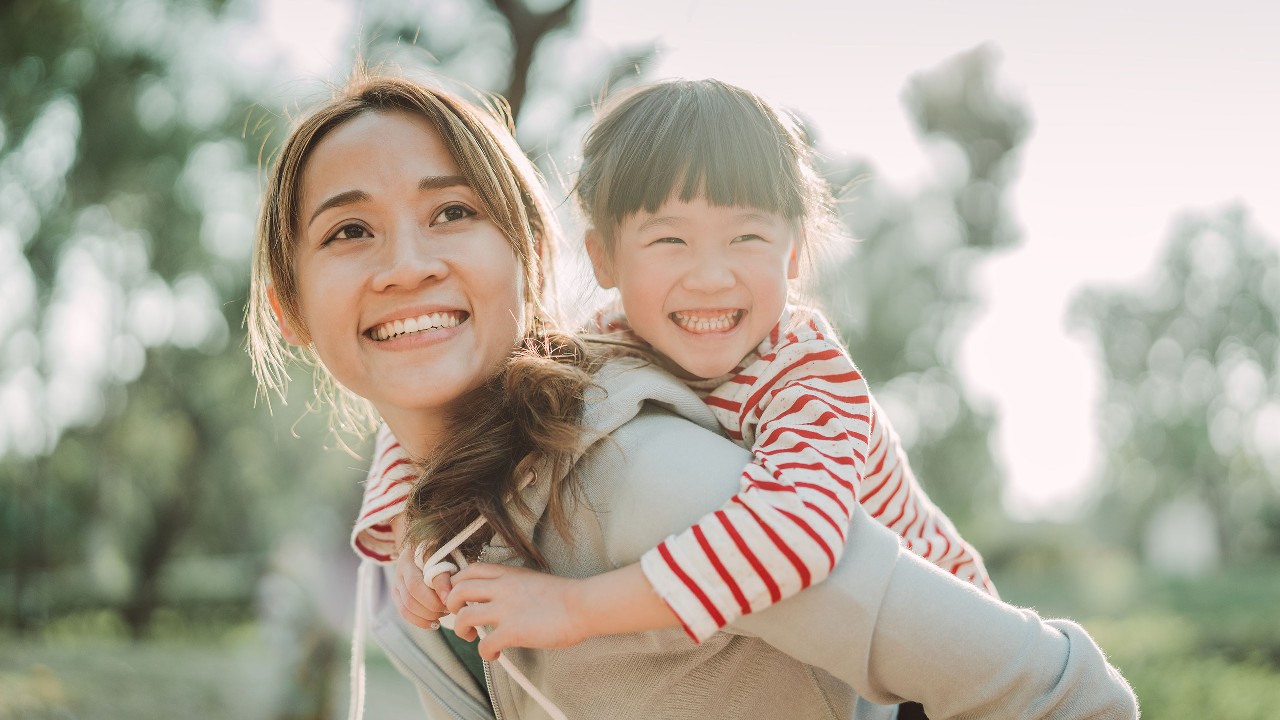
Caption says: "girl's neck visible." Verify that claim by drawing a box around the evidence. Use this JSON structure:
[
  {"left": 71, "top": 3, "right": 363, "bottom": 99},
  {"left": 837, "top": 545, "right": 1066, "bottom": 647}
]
[{"left": 377, "top": 407, "right": 448, "bottom": 459}]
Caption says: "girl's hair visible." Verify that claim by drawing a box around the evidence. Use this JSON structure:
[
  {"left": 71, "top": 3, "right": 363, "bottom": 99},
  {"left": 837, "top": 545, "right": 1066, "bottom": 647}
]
[
  {"left": 247, "top": 74, "right": 597, "bottom": 566},
  {"left": 574, "top": 78, "right": 840, "bottom": 268}
]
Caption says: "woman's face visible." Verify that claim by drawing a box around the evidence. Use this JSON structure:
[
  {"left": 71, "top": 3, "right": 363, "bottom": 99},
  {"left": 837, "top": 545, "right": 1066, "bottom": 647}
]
[{"left": 289, "top": 109, "right": 525, "bottom": 442}]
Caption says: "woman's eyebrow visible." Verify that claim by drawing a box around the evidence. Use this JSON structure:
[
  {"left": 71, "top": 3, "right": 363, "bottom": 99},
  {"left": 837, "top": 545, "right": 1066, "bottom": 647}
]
[
  {"left": 306, "top": 176, "right": 470, "bottom": 228},
  {"left": 308, "top": 189, "right": 369, "bottom": 227},
  {"left": 419, "top": 174, "right": 468, "bottom": 191}
]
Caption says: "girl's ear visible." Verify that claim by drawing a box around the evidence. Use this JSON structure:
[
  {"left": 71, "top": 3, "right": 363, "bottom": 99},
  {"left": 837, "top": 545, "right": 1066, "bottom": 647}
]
[
  {"left": 585, "top": 230, "right": 617, "bottom": 289},
  {"left": 787, "top": 243, "right": 801, "bottom": 280},
  {"left": 267, "top": 286, "right": 305, "bottom": 346}
]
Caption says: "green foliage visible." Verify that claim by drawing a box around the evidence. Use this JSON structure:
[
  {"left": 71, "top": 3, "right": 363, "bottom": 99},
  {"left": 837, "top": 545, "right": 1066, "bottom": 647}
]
[{"left": 1071, "top": 207, "right": 1280, "bottom": 560}]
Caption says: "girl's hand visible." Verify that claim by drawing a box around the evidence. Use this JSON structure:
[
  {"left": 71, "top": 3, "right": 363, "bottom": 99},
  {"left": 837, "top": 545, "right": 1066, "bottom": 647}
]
[
  {"left": 392, "top": 545, "right": 453, "bottom": 629},
  {"left": 446, "top": 563, "right": 587, "bottom": 661}
]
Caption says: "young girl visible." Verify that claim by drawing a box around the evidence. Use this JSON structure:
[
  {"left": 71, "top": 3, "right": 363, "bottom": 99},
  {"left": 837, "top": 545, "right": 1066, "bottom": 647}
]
[{"left": 364, "top": 78, "right": 995, "bottom": 650}]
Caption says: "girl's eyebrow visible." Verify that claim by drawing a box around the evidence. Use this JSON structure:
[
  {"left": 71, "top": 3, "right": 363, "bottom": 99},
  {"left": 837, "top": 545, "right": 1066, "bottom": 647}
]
[
  {"left": 306, "top": 175, "right": 470, "bottom": 228},
  {"left": 635, "top": 210, "right": 777, "bottom": 234}
]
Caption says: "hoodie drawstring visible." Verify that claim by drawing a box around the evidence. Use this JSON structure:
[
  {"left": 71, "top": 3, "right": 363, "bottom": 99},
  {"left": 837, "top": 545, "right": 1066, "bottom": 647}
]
[
  {"left": 347, "top": 515, "right": 568, "bottom": 720},
  {"left": 349, "top": 560, "right": 373, "bottom": 720},
  {"left": 419, "top": 519, "right": 569, "bottom": 720}
]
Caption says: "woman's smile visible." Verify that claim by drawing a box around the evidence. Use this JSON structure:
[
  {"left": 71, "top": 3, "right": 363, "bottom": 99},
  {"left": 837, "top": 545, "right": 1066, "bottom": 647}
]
[{"left": 367, "top": 309, "right": 469, "bottom": 342}]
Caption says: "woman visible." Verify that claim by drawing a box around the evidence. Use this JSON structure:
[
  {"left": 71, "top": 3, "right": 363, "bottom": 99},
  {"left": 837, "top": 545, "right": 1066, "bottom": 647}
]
[{"left": 248, "top": 74, "right": 1138, "bottom": 719}]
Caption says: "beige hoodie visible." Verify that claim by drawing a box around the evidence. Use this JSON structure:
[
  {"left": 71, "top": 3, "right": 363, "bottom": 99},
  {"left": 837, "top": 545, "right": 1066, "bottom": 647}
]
[{"left": 364, "top": 359, "right": 1138, "bottom": 720}]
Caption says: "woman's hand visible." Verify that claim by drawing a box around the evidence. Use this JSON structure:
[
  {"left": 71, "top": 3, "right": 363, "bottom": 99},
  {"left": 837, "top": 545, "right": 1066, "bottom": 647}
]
[
  {"left": 446, "top": 563, "right": 588, "bottom": 661},
  {"left": 392, "top": 545, "right": 453, "bottom": 630}
]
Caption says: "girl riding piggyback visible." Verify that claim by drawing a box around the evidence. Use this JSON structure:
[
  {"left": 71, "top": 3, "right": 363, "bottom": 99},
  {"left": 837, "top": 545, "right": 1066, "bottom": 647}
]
[{"left": 360, "top": 78, "right": 996, "bottom": 654}]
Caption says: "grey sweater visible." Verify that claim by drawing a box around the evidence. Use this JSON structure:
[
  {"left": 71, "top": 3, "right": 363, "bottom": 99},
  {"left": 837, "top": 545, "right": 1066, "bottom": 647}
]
[{"left": 365, "top": 360, "right": 1138, "bottom": 719}]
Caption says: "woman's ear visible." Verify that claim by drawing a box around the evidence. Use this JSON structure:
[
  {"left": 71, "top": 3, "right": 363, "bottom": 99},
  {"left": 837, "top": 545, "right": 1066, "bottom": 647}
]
[
  {"left": 585, "top": 230, "right": 617, "bottom": 289},
  {"left": 267, "top": 286, "right": 305, "bottom": 346}
]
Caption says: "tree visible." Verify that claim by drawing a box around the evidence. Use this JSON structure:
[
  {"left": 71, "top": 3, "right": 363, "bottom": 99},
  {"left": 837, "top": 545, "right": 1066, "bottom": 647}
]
[
  {"left": 818, "top": 45, "right": 1031, "bottom": 540},
  {"left": 1070, "top": 207, "right": 1280, "bottom": 563}
]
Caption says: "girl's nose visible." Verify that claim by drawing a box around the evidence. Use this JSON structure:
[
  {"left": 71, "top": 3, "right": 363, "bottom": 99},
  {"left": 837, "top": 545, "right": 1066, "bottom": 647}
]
[
  {"left": 370, "top": 222, "right": 449, "bottom": 291},
  {"left": 681, "top": 255, "right": 736, "bottom": 293}
]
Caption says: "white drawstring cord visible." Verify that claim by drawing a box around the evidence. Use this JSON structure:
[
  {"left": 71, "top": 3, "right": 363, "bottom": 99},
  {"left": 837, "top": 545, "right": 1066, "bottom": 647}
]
[
  {"left": 348, "top": 560, "right": 373, "bottom": 720},
  {"left": 418, "top": 520, "right": 569, "bottom": 720}
]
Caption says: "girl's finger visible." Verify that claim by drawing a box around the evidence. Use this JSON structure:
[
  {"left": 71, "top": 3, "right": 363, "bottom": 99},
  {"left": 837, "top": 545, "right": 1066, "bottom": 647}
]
[
  {"left": 477, "top": 631, "right": 504, "bottom": 661},
  {"left": 430, "top": 571, "right": 454, "bottom": 605},
  {"left": 451, "top": 562, "right": 508, "bottom": 582},
  {"left": 453, "top": 601, "right": 497, "bottom": 632},
  {"left": 404, "top": 575, "right": 447, "bottom": 614},
  {"left": 446, "top": 579, "right": 495, "bottom": 615},
  {"left": 396, "top": 586, "right": 445, "bottom": 629}
]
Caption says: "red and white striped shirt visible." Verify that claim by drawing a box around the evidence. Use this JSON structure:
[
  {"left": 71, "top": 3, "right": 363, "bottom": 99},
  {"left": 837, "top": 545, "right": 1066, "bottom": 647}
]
[
  {"left": 350, "top": 423, "right": 414, "bottom": 563},
  {"left": 350, "top": 307, "right": 995, "bottom": 641}
]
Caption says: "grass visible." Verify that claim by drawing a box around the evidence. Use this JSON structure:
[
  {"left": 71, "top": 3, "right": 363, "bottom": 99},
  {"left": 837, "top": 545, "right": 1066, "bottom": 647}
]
[
  {"left": 3, "top": 558, "right": 1279, "bottom": 719},
  {"left": 0, "top": 612, "right": 421, "bottom": 720},
  {"left": 997, "top": 555, "right": 1280, "bottom": 720}
]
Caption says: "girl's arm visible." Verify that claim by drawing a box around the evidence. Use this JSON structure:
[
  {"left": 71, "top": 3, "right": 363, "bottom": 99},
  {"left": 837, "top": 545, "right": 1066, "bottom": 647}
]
[
  {"left": 446, "top": 563, "right": 674, "bottom": 659},
  {"left": 639, "top": 329, "right": 873, "bottom": 641},
  {"left": 593, "top": 404, "right": 1139, "bottom": 719},
  {"left": 862, "top": 395, "right": 998, "bottom": 595}
]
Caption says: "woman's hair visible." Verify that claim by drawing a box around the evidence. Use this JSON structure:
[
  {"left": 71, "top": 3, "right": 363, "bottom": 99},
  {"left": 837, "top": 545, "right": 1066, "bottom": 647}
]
[
  {"left": 574, "top": 78, "right": 841, "bottom": 271},
  {"left": 247, "top": 74, "right": 598, "bottom": 566}
]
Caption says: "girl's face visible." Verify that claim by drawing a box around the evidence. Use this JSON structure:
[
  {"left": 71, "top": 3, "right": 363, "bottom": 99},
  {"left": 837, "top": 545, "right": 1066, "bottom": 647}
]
[
  {"left": 284, "top": 109, "right": 525, "bottom": 445},
  {"left": 588, "top": 195, "right": 798, "bottom": 379}
]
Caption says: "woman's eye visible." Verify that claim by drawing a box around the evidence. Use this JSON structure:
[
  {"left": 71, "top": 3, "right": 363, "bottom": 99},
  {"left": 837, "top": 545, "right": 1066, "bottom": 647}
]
[
  {"left": 325, "top": 223, "right": 370, "bottom": 244},
  {"left": 433, "top": 203, "right": 476, "bottom": 225}
]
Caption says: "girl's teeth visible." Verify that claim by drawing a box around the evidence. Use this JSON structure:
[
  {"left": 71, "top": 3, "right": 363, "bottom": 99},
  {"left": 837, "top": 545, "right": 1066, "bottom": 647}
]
[
  {"left": 374, "top": 312, "right": 463, "bottom": 340},
  {"left": 673, "top": 311, "right": 740, "bottom": 333}
]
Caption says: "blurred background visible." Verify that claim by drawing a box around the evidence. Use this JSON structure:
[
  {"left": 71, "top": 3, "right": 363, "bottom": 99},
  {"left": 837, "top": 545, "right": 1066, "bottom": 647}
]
[{"left": 3, "top": 0, "right": 1279, "bottom": 717}]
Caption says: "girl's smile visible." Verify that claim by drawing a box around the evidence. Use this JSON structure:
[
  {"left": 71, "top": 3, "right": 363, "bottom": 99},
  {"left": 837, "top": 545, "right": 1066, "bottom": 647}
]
[{"left": 669, "top": 308, "right": 745, "bottom": 334}]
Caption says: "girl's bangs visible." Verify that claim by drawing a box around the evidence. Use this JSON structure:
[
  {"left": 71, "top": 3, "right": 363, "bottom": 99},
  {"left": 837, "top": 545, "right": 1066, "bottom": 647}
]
[{"left": 601, "top": 89, "right": 806, "bottom": 224}]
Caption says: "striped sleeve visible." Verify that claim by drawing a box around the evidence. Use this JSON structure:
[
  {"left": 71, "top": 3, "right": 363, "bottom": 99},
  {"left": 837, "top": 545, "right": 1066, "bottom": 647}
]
[
  {"left": 349, "top": 423, "right": 415, "bottom": 564},
  {"left": 861, "top": 397, "right": 998, "bottom": 596},
  {"left": 640, "top": 333, "right": 872, "bottom": 642}
]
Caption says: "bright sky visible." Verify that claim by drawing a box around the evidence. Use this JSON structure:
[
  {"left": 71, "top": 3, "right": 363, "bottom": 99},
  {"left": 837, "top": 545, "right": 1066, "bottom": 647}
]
[{"left": 257, "top": 0, "right": 1280, "bottom": 519}]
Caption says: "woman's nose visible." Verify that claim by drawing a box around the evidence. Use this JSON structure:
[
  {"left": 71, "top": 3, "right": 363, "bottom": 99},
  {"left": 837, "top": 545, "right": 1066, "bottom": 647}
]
[{"left": 370, "top": 222, "right": 449, "bottom": 291}]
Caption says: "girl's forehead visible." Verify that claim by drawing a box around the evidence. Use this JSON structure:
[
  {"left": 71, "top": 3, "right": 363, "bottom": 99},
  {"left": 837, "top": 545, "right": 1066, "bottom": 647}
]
[{"left": 632, "top": 196, "right": 790, "bottom": 221}]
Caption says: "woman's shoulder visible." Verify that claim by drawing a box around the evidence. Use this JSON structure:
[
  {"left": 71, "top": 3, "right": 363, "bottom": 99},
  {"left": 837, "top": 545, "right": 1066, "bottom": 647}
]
[{"left": 579, "top": 358, "right": 722, "bottom": 447}]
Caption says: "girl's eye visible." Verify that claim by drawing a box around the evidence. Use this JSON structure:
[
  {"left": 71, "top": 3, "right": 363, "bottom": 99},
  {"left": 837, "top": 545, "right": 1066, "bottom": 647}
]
[
  {"left": 732, "top": 234, "right": 764, "bottom": 243},
  {"left": 433, "top": 203, "right": 476, "bottom": 225},
  {"left": 325, "top": 223, "right": 371, "bottom": 244},
  {"left": 653, "top": 237, "right": 686, "bottom": 246}
]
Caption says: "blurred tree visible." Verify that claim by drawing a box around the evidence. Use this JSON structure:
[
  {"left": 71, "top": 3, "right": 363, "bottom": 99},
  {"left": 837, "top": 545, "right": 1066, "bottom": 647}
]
[
  {"left": 819, "top": 45, "right": 1030, "bottom": 539},
  {"left": 1070, "top": 207, "right": 1280, "bottom": 564},
  {"left": 0, "top": 0, "right": 269, "bottom": 635}
]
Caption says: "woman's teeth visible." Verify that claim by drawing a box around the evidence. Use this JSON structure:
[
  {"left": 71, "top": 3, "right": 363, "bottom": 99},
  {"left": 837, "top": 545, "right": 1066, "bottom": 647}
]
[
  {"left": 671, "top": 310, "right": 743, "bottom": 334},
  {"left": 371, "top": 312, "right": 463, "bottom": 341}
]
